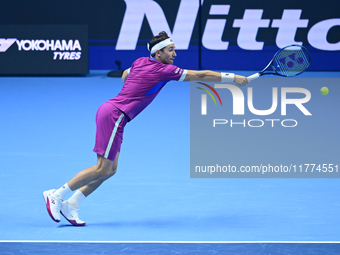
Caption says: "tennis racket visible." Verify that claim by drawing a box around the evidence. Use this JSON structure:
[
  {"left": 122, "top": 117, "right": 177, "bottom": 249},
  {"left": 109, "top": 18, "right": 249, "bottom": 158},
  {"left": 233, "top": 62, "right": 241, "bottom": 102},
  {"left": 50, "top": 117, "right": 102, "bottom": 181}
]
[{"left": 247, "top": 44, "right": 311, "bottom": 81}]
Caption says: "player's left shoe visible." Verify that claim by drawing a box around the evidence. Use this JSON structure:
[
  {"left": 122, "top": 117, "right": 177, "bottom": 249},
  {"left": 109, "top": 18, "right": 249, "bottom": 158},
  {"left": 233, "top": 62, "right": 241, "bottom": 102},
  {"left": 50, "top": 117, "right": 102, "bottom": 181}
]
[
  {"left": 60, "top": 201, "right": 86, "bottom": 226},
  {"left": 43, "top": 189, "right": 62, "bottom": 223}
]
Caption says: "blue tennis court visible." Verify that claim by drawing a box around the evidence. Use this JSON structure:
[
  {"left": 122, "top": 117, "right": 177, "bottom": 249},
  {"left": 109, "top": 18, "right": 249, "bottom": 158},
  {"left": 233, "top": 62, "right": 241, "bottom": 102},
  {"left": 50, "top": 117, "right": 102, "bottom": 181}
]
[{"left": 0, "top": 71, "right": 339, "bottom": 254}]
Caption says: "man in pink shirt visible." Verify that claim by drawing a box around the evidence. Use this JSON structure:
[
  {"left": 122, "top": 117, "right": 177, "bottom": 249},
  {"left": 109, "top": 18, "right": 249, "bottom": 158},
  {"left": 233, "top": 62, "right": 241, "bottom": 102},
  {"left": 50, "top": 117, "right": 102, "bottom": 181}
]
[{"left": 43, "top": 31, "right": 249, "bottom": 226}]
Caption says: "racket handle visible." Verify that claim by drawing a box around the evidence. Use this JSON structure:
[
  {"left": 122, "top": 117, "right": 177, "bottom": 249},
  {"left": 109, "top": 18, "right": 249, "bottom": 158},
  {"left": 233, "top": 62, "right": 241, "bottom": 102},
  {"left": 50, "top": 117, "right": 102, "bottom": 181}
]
[{"left": 247, "top": 73, "right": 260, "bottom": 81}]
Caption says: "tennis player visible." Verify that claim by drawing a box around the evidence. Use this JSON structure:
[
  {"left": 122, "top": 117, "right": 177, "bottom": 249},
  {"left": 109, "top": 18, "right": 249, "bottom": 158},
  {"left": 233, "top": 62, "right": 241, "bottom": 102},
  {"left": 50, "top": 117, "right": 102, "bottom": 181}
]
[{"left": 43, "top": 31, "right": 249, "bottom": 226}]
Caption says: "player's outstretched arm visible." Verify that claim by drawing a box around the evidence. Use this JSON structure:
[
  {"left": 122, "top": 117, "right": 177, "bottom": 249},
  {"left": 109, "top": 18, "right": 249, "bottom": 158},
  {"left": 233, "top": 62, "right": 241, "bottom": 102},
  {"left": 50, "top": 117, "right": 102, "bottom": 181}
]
[{"left": 183, "top": 70, "right": 249, "bottom": 87}]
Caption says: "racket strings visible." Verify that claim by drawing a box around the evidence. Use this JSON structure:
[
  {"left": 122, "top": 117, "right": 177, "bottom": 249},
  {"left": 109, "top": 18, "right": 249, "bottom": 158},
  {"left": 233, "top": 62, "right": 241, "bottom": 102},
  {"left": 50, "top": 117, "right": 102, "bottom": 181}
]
[{"left": 273, "top": 47, "right": 310, "bottom": 77}]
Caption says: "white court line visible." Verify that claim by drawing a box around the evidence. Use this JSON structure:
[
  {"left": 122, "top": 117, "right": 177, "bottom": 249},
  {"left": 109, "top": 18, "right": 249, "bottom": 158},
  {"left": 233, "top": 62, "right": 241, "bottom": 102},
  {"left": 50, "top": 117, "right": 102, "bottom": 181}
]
[{"left": 0, "top": 240, "right": 340, "bottom": 243}]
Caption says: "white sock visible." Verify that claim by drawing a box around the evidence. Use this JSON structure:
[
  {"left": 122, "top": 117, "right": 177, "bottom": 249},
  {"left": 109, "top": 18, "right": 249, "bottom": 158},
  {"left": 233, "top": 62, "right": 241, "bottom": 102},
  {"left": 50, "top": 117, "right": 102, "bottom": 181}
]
[
  {"left": 67, "top": 190, "right": 85, "bottom": 207},
  {"left": 54, "top": 183, "right": 72, "bottom": 199}
]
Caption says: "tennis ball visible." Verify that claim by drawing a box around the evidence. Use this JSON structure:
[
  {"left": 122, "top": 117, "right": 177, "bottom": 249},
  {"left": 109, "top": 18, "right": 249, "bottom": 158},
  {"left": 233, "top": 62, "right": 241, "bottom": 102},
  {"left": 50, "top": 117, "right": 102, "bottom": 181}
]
[{"left": 321, "top": 87, "right": 329, "bottom": 95}]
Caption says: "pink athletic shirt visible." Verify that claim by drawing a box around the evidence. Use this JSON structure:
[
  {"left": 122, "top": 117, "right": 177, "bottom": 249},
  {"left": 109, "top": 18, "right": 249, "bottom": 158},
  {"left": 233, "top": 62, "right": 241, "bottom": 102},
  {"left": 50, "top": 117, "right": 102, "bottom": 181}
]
[{"left": 108, "top": 57, "right": 187, "bottom": 120}]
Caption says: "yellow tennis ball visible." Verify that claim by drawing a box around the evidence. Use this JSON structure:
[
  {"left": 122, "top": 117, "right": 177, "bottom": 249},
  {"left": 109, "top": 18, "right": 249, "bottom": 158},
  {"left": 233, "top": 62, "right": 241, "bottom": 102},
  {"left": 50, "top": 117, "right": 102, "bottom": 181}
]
[{"left": 321, "top": 87, "right": 329, "bottom": 95}]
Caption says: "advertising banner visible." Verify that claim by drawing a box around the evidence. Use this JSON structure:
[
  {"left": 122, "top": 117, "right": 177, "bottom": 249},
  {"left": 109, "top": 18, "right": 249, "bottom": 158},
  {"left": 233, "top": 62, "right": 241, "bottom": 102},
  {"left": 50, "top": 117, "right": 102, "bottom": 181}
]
[
  {"left": 1, "top": 1, "right": 338, "bottom": 71},
  {"left": 89, "top": 0, "right": 340, "bottom": 71},
  {"left": 0, "top": 25, "right": 88, "bottom": 75}
]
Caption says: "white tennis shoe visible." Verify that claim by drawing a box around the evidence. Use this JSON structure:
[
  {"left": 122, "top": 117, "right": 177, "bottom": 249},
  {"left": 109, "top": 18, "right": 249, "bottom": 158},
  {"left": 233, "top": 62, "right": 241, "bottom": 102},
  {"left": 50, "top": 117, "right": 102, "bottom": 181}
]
[
  {"left": 61, "top": 201, "right": 86, "bottom": 226},
  {"left": 43, "top": 189, "right": 62, "bottom": 223}
]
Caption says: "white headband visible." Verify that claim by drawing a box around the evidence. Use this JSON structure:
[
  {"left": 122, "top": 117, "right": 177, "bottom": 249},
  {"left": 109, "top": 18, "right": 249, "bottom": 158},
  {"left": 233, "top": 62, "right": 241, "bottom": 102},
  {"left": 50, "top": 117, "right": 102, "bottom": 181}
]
[{"left": 147, "top": 38, "right": 174, "bottom": 54}]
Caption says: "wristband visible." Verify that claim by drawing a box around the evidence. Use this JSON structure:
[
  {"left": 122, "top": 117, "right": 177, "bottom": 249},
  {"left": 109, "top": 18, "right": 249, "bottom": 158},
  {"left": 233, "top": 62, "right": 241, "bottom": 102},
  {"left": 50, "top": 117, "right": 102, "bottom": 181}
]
[{"left": 221, "top": 72, "right": 235, "bottom": 83}]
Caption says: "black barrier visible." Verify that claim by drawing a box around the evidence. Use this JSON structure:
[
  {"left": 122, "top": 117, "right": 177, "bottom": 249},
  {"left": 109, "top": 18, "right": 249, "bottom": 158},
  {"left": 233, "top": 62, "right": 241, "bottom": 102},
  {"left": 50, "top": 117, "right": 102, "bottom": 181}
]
[{"left": 0, "top": 25, "right": 88, "bottom": 75}]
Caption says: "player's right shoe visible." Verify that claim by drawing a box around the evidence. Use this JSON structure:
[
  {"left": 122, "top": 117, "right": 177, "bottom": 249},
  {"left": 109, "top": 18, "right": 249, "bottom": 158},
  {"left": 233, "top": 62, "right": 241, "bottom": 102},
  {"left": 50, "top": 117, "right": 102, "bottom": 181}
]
[
  {"left": 43, "top": 189, "right": 62, "bottom": 223},
  {"left": 60, "top": 201, "right": 86, "bottom": 227}
]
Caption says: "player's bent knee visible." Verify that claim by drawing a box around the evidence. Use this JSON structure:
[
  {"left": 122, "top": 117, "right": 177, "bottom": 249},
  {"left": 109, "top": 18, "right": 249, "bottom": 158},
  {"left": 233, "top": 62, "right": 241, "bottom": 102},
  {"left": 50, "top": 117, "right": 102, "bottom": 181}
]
[
  {"left": 105, "top": 165, "right": 117, "bottom": 178},
  {"left": 95, "top": 166, "right": 112, "bottom": 179},
  {"left": 95, "top": 159, "right": 115, "bottom": 179},
  {"left": 94, "top": 153, "right": 118, "bottom": 179}
]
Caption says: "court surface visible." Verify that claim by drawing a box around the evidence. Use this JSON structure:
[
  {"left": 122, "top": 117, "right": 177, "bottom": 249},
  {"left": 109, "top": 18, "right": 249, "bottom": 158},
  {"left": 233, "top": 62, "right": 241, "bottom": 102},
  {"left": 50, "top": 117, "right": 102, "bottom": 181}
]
[{"left": 0, "top": 71, "right": 339, "bottom": 254}]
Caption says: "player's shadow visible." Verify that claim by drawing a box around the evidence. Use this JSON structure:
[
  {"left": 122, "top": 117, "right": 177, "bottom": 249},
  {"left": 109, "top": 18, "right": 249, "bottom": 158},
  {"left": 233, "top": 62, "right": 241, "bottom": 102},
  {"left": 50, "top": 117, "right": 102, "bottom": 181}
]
[
  {"left": 71, "top": 213, "right": 262, "bottom": 229},
  {"left": 56, "top": 212, "right": 277, "bottom": 229},
  {"left": 58, "top": 224, "right": 86, "bottom": 228},
  {"left": 57, "top": 218, "right": 179, "bottom": 228}
]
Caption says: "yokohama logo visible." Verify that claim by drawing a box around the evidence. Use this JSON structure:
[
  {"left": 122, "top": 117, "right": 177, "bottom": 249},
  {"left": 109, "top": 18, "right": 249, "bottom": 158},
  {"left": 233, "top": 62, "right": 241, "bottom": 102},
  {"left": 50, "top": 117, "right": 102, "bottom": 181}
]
[
  {"left": 0, "top": 38, "right": 82, "bottom": 52},
  {"left": 15, "top": 39, "right": 82, "bottom": 51},
  {"left": 0, "top": 38, "right": 83, "bottom": 60},
  {"left": 0, "top": 38, "right": 16, "bottom": 52}
]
